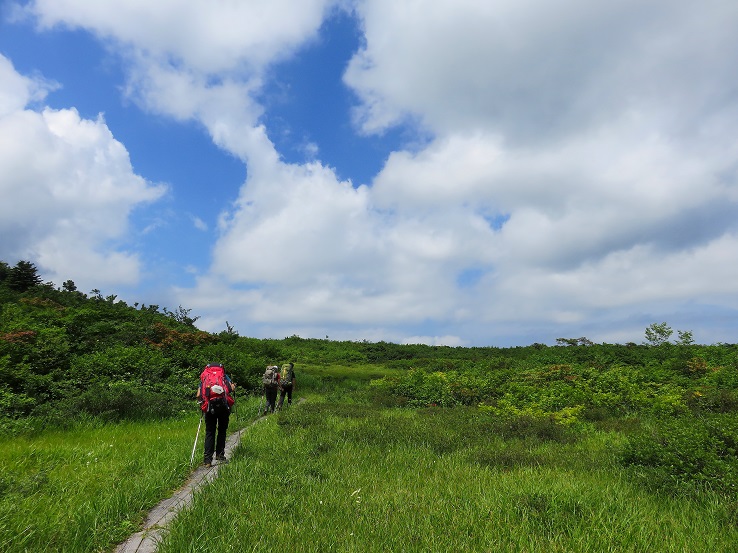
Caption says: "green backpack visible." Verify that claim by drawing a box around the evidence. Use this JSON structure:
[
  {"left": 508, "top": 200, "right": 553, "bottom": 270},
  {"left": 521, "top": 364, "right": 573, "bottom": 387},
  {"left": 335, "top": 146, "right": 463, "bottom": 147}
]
[{"left": 280, "top": 363, "right": 294, "bottom": 386}]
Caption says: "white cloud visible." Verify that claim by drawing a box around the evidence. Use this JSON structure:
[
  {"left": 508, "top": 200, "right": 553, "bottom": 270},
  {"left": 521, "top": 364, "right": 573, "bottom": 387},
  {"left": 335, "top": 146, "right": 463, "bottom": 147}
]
[
  {"left": 25, "top": 0, "right": 339, "bottom": 160},
  {"left": 346, "top": 0, "right": 738, "bottom": 141},
  {"left": 0, "top": 54, "right": 55, "bottom": 115},
  {"left": 401, "top": 335, "right": 467, "bottom": 347},
  {"left": 173, "top": 0, "right": 738, "bottom": 344},
  {"left": 0, "top": 54, "right": 166, "bottom": 290},
  {"left": 339, "top": 0, "right": 738, "bottom": 343},
  {"left": 14, "top": 1, "right": 738, "bottom": 345},
  {"left": 26, "top": 0, "right": 335, "bottom": 73},
  {"left": 191, "top": 215, "right": 208, "bottom": 232}
]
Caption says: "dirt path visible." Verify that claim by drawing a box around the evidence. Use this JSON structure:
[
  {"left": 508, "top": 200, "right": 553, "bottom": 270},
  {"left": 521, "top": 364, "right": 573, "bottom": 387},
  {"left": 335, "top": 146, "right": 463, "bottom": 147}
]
[{"left": 114, "top": 417, "right": 264, "bottom": 553}]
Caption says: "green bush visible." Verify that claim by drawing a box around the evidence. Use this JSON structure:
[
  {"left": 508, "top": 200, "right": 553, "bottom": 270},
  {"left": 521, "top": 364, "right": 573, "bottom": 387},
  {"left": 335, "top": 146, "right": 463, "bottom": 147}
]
[
  {"left": 35, "top": 382, "right": 180, "bottom": 423},
  {"left": 0, "top": 387, "right": 35, "bottom": 418},
  {"left": 620, "top": 414, "right": 738, "bottom": 495}
]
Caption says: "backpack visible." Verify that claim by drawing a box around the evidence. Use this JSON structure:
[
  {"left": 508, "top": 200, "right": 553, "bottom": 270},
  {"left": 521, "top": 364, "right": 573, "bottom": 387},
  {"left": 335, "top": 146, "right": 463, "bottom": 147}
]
[
  {"left": 262, "top": 366, "right": 279, "bottom": 389},
  {"left": 200, "top": 364, "right": 234, "bottom": 414},
  {"left": 280, "top": 364, "right": 294, "bottom": 386}
]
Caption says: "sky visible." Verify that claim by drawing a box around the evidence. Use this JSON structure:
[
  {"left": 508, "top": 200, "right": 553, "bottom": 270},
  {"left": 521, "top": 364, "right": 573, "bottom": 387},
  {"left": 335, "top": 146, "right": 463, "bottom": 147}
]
[{"left": 1, "top": 0, "right": 738, "bottom": 347}]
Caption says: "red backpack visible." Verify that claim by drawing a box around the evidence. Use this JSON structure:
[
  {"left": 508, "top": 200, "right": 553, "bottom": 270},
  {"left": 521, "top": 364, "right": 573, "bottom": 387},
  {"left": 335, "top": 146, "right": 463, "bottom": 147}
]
[{"left": 200, "top": 364, "right": 234, "bottom": 414}]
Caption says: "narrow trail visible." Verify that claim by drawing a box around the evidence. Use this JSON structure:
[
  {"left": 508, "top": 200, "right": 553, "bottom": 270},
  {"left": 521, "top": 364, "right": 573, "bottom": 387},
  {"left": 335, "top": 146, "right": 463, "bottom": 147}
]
[{"left": 114, "top": 414, "right": 265, "bottom": 553}]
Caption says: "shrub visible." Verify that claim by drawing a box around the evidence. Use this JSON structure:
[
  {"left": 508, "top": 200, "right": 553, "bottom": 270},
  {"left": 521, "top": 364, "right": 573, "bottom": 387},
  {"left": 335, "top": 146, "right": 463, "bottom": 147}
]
[
  {"left": 0, "top": 387, "right": 35, "bottom": 418},
  {"left": 620, "top": 414, "right": 738, "bottom": 495},
  {"left": 75, "top": 381, "right": 177, "bottom": 421}
]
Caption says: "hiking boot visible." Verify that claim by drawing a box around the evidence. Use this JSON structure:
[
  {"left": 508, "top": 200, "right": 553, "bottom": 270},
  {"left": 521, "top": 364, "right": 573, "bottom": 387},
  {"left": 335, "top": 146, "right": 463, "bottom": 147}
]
[
  {"left": 215, "top": 454, "right": 228, "bottom": 463},
  {"left": 202, "top": 459, "right": 212, "bottom": 467}
]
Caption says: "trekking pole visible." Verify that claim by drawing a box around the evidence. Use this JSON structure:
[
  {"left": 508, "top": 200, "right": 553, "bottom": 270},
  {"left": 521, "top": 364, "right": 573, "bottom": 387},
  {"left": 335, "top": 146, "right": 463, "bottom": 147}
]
[{"left": 190, "top": 413, "right": 203, "bottom": 467}]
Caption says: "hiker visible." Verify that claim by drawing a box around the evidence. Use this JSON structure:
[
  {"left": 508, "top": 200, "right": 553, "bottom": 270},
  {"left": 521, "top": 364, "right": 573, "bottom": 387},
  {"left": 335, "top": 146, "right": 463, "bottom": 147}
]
[
  {"left": 197, "top": 363, "right": 235, "bottom": 467},
  {"left": 277, "top": 362, "right": 296, "bottom": 410},
  {"left": 262, "top": 364, "right": 280, "bottom": 414}
]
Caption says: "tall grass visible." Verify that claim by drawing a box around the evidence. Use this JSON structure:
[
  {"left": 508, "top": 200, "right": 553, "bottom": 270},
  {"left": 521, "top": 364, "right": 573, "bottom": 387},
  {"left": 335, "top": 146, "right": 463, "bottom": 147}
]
[
  {"left": 0, "top": 397, "right": 260, "bottom": 553},
  {"left": 3, "top": 385, "right": 737, "bottom": 552},
  {"left": 157, "top": 401, "right": 738, "bottom": 553}
]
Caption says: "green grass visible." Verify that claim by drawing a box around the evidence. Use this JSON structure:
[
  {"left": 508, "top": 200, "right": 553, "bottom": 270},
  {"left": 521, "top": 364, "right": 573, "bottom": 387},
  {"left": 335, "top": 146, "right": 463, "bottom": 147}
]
[
  {"left": 157, "top": 402, "right": 738, "bottom": 553},
  {"left": 3, "top": 392, "right": 738, "bottom": 552},
  {"left": 0, "top": 397, "right": 261, "bottom": 553},
  {"left": 300, "top": 362, "right": 404, "bottom": 381}
]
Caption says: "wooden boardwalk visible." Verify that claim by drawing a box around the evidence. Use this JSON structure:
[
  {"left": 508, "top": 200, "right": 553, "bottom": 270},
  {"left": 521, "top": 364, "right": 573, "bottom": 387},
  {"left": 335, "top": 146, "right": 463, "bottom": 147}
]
[{"left": 114, "top": 417, "right": 261, "bottom": 553}]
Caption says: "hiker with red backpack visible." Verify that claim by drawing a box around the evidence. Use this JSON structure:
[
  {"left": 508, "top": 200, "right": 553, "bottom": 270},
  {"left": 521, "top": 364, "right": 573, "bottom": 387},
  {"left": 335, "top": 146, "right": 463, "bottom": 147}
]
[{"left": 196, "top": 363, "right": 236, "bottom": 467}]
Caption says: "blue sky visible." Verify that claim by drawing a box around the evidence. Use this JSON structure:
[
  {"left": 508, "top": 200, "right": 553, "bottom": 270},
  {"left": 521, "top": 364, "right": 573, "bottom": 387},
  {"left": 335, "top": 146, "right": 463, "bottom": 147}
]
[{"left": 1, "top": 0, "right": 738, "bottom": 346}]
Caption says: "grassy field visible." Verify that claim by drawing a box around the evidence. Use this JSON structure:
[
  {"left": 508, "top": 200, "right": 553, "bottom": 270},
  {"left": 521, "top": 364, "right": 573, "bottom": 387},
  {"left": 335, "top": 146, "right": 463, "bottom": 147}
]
[
  {"left": 157, "top": 400, "right": 738, "bottom": 553},
  {"left": 0, "top": 399, "right": 258, "bottom": 553},
  {"left": 2, "top": 372, "right": 738, "bottom": 552}
]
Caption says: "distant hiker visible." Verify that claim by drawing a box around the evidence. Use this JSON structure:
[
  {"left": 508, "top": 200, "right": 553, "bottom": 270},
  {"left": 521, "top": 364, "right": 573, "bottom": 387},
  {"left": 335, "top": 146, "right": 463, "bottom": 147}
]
[
  {"left": 262, "top": 365, "right": 280, "bottom": 414},
  {"left": 197, "top": 363, "right": 235, "bottom": 467},
  {"left": 277, "top": 362, "right": 296, "bottom": 410}
]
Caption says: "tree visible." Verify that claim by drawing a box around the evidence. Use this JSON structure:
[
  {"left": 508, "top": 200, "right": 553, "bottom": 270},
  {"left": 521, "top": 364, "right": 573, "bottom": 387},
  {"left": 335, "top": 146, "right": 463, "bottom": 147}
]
[
  {"left": 163, "top": 305, "right": 200, "bottom": 327},
  {"left": 62, "top": 280, "right": 77, "bottom": 292},
  {"left": 218, "top": 321, "right": 239, "bottom": 343},
  {"left": 556, "top": 337, "right": 593, "bottom": 346},
  {"left": 0, "top": 261, "right": 10, "bottom": 282},
  {"left": 644, "top": 322, "right": 673, "bottom": 346},
  {"left": 676, "top": 329, "right": 695, "bottom": 346},
  {"left": 7, "top": 260, "right": 42, "bottom": 292}
]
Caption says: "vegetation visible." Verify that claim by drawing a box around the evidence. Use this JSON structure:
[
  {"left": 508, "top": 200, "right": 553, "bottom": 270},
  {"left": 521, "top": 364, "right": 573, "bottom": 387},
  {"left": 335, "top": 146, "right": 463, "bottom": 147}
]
[
  {"left": 157, "top": 401, "right": 738, "bottom": 553},
  {"left": 0, "top": 259, "right": 737, "bottom": 551}
]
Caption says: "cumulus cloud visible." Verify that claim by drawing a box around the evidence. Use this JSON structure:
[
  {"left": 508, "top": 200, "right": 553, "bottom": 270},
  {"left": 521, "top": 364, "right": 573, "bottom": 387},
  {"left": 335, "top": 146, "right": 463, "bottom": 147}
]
[
  {"left": 0, "top": 54, "right": 166, "bottom": 290},
  {"left": 26, "top": 0, "right": 334, "bottom": 73},
  {"left": 346, "top": 0, "right": 738, "bottom": 141},
  {"left": 24, "top": 0, "right": 337, "bottom": 153},
  {"left": 341, "top": 0, "right": 738, "bottom": 342},
  {"left": 13, "top": 0, "right": 738, "bottom": 345},
  {"left": 0, "top": 53, "right": 55, "bottom": 115}
]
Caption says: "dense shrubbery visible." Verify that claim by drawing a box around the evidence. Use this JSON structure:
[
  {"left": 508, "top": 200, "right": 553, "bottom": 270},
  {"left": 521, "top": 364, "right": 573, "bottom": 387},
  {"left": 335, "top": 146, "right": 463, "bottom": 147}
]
[
  {"left": 368, "top": 353, "right": 738, "bottom": 495},
  {"left": 0, "top": 261, "right": 287, "bottom": 431},
  {"left": 369, "top": 360, "right": 738, "bottom": 418},
  {"left": 620, "top": 413, "right": 738, "bottom": 495}
]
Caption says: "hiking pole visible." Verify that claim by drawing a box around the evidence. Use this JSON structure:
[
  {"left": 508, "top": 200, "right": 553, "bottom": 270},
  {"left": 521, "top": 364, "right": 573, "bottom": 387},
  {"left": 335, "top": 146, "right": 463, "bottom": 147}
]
[{"left": 190, "top": 413, "right": 203, "bottom": 467}]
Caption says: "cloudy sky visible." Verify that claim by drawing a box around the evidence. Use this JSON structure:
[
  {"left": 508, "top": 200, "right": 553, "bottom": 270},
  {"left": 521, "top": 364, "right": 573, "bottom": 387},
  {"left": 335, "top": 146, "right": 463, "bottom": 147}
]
[{"left": 1, "top": 0, "right": 737, "bottom": 347}]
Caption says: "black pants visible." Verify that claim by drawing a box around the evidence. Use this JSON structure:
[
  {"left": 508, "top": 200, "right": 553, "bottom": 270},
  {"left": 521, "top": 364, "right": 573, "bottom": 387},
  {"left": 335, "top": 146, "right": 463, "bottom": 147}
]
[
  {"left": 277, "top": 385, "right": 293, "bottom": 408},
  {"left": 264, "top": 386, "right": 278, "bottom": 413},
  {"left": 203, "top": 409, "right": 230, "bottom": 462}
]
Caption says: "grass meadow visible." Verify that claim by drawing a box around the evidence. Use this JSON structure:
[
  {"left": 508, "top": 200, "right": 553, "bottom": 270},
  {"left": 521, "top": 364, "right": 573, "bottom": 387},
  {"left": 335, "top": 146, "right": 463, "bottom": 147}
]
[
  {"left": 0, "top": 400, "right": 257, "bottom": 553},
  {"left": 158, "top": 399, "right": 738, "bottom": 553},
  {"left": 2, "top": 368, "right": 738, "bottom": 552}
]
